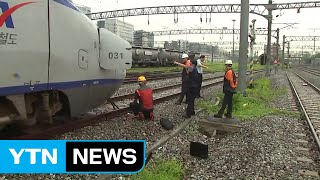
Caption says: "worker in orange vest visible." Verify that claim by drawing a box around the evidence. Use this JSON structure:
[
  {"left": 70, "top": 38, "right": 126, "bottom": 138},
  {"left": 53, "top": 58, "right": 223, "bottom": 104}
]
[
  {"left": 174, "top": 53, "right": 191, "bottom": 105},
  {"left": 129, "top": 76, "right": 154, "bottom": 120},
  {"left": 214, "top": 60, "right": 237, "bottom": 118}
]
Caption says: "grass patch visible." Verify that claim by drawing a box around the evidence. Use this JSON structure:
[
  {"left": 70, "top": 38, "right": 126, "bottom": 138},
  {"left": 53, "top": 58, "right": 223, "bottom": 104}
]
[
  {"left": 130, "top": 158, "right": 184, "bottom": 180},
  {"left": 127, "top": 66, "right": 180, "bottom": 73},
  {"left": 128, "top": 62, "right": 266, "bottom": 74},
  {"left": 197, "top": 78, "right": 299, "bottom": 120},
  {"left": 204, "top": 62, "right": 265, "bottom": 73}
]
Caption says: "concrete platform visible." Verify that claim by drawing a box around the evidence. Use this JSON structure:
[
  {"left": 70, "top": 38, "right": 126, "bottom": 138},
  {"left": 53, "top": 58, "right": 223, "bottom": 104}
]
[{"left": 199, "top": 116, "right": 243, "bottom": 134}]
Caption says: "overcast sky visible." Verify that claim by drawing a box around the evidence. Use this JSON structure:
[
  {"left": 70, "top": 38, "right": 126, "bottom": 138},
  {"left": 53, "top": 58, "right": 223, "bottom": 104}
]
[{"left": 72, "top": 0, "right": 320, "bottom": 52}]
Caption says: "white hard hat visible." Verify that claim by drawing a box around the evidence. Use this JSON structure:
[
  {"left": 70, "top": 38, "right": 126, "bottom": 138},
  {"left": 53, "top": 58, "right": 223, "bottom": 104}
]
[
  {"left": 225, "top": 60, "right": 233, "bottom": 65},
  {"left": 182, "top": 54, "right": 189, "bottom": 59}
]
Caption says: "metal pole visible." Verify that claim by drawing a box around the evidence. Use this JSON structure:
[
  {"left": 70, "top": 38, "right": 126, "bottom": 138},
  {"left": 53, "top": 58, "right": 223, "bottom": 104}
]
[
  {"left": 232, "top": 19, "right": 236, "bottom": 60},
  {"left": 282, "top": 35, "right": 285, "bottom": 65},
  {"left": 211, "top": 45, "right": 214, "bottom": 63},
  {"left": 301, "top": 46, "right": 303, "bottom": 64},
  {"left": 314, "top": 37, "right": 316, "bottom": 52},
  {"left": 266, "top": 0, "right": 272, "bottom": 76},
  {"left": 249, "top": 19, "right": 256, "bottom": 88},
  {"left": 238, "top": 0, "right": 249, "bottom": 94},
  {"left": 287, "top": 41, "right": 290, "bottom": 68},
  {"left": 276, "top": 28, "right": 280, "bottom": 61}
]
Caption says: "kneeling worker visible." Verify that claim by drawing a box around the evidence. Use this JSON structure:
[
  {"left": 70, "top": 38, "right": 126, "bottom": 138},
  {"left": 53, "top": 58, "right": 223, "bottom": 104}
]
[
  {"left": 214, "top": 60, "right": 237, "bottom": 118},
  {"left": 129, "top": 76, "right": 154, "bottom": 120}
]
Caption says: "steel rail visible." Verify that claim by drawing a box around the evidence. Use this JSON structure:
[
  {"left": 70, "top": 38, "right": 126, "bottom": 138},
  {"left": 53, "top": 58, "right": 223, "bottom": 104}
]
[{"left": 287, "top": 72, "right": 320, "bottom": 152}]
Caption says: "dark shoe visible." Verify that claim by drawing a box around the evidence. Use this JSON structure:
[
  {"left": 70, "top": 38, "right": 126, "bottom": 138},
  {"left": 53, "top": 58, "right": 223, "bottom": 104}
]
[
  {"left": 224, "top": 113, "right": 233, "bottom": 118},
  {"left": 138, "top": 112, "right": 145, "bottom": 120},
  {"left": 214, "top": 114, "right": 222, "bottom": 118},
  {"left": 175, "top": 97, "right": 183, "bottom": 105},
  {"left": 183, "top": 114, "right": 191, "bottom": 119},
  {"left": 175, "top": 101, "right": 181, "bottom": 105}
]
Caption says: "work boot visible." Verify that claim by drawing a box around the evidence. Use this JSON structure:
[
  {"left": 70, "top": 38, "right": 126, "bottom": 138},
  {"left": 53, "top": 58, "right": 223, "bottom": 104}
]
[
  {"left": 175, "top": 96, "right": 183, "bottom": 105},
  {"left": 214, "top": 114, "right": 222, "bottom": 118},
  {"left": 149, "top": 112, "right": 155, "bottom": 121},
  {"left": 138, "top": 112, "right": 145, "bottom": 120},
  {"left": 224, "top": 113, "right": 233, "bottom": 119},
  {"left": 182, "top": 114, "right": 191, "bottom": 119}
]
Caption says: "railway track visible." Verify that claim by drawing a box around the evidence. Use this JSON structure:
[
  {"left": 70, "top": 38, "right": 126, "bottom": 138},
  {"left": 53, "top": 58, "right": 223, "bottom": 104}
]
[
  {"left": 2, "top": 70, "right": 264, "bottom": 140},
  {"left": 287, "top": 71, "right": 320, "bottom": 177},
  {"left": 295, "top": 67, "right": 320, "bottom": 77},
  {"left": 124, "top": 72, "right": 181, "bottom": 84}
]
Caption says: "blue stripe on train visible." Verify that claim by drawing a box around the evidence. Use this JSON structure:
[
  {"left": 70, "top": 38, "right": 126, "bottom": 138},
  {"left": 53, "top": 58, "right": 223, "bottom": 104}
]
[
  {"left": 53, "top": 0, "right": 82, "bottom": 12},
  {"left": 0, "top": 79, "right": 123, "bottom": 96}
]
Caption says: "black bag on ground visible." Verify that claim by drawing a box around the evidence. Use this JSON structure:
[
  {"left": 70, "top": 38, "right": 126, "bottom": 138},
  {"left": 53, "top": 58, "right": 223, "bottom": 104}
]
[
  {"left": 160, "top": 118, "right": 174, "bottom": 130},
  {"left": 190, "top": 141, "right": 208, "bottom": 159}
]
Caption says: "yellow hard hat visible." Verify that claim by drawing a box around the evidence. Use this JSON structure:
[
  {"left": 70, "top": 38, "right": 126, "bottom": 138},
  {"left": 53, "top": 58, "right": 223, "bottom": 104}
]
[{"left": 138, "top": 76, "right": 146, "bottom": 82}]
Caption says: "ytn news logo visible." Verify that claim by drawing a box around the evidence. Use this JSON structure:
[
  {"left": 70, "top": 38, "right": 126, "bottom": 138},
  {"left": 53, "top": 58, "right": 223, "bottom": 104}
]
[
  {"left": 0, "top": 140, "right": 146, "bottom": 174},
  {"left": 0, "top": 1, "right": 35, "bottom": 28}
]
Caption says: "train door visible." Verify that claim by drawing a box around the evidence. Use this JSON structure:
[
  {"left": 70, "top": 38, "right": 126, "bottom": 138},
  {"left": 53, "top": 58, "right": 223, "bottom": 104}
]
[{"left": 48, "top": 0, "right": 92, "bottom": 116}]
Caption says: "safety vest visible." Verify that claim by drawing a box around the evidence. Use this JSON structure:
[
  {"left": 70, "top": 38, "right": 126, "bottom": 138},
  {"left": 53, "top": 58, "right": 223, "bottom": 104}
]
[
  {"left": 223, "top": 69, "right": 237, "bottom": 92},
  {"left": 136, "top": 86, "right": 154, "bottom": 110},
  {"left": 181, "top": 60, "right": 191, "bottom": 82}
]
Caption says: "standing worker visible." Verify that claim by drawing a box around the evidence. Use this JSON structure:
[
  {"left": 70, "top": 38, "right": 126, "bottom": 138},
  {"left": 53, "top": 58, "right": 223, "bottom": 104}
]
[
  {"left": 184, "top": 59, "right": 199, "bottom": 118},
  {"left": 214, "top": 60, "right": 237, "bottom": 118},
  {"left": 129, "top": 76, "right": 154, "bottom": 120},
  {"left": 273, "top": 58, "right": 279, "bottom": 75},
  {"left": 196, "top": 55, "right": 209, "bottom": 98},
  {"left": 174, "top": 53, "right": 191, "bottom": 105}
]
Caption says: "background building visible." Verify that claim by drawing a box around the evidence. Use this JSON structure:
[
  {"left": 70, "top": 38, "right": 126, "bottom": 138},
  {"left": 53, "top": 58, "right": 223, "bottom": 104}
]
[
  {"left": 75, "top": 4, "right": 91, "bottom": 18},
  {"left": 97, "top": 19, "right": 134, "bottom": 44},
  {"left": 264, "top": 43, "right": 281, "bottom": 59},
  {"left": 164, "top": 40, "right": 188, "bottom": 51},
  {"left": 133, "top": 30, "right": 154, "bottom": 47}
]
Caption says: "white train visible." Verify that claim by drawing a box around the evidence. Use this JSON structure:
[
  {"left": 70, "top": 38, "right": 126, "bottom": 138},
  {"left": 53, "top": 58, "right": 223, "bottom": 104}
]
[{"left": 0, "top": 0, "right": 132, "bottom": 129}]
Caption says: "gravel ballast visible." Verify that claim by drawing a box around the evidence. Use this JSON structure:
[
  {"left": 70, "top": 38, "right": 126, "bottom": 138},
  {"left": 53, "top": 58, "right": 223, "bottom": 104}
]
[
  {"left": 2, "top": 72, "right": 224, "bottom": 180},
  {"left": 147, "top": 70, "right": 316, "bottom": 179},
  {"left": 4, "top": 70, "right": 304, "bottom": 180}
]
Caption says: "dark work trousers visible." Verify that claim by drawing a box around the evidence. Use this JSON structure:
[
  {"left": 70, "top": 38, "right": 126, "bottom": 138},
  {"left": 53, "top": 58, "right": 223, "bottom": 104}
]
[
  {"left": 129, "top": 101, "right": 153, "bottom": 119},
  {"left": 177, "top": 81, "right": 187, "bottom": 104},
  {"left": 197, "top": 73, "right": 203, "bottom": 97},
  {"left": 218, "top": 91, "right": 234, "bottom": 116},
  {"left": 186, "top": 87, "right": 197, "bottom": 116}
]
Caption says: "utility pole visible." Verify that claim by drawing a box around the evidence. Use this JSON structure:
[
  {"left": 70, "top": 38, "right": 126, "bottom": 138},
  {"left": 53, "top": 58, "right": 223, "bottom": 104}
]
[
  {"left": 287, "top": 41, "right": 290, "bottom": 68},
  {"left": 276, "top": 28, "right": 280, "bottom": 62},
  {"left": 238, "top": 0, "right": 249, "bottom": 95},
  {"left": 301, "top": 46, "right": 303, "bottom": 64},
  {"left": 178, "top": 40, "right": 181, "bottom": 58},
  {"left": 232, "top": 19, "right": 236, "bottom": 60},
  {"left": 282, "top": 35, "right": 285, "bottom": 65},
  {"left": 266, "top": 0, "right": 272, "bottom": 76},
  {"left": 211, "top": 45, "right": 214, "bottom": 63},
  {"left": 314, "top": 36, "right": 316, "bottom": 52},
  {"left": 249, "top": 19, "right": 256, "bottom": 88}
]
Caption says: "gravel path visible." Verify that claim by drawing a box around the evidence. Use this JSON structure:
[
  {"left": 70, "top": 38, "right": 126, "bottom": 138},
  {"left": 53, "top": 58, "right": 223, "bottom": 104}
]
[
  {"left": 1, "top": 72, "right": 224, "bottom": 180},
  {"left": 293, "top": 68, "right": 320, "bottom": 90},
  {"left": 1, "top": 71, "right": 271, "bottom": 180},
  {"left": 146, "top": 70, "right": 314, "bottom": 179}
]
